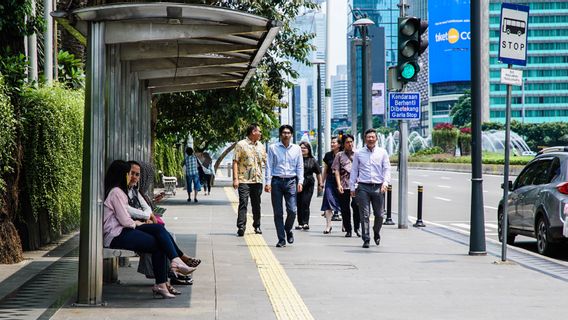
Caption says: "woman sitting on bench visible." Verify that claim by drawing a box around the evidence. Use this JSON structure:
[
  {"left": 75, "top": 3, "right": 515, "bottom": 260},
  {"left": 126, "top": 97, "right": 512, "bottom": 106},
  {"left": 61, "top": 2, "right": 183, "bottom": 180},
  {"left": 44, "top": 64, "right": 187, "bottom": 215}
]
[
  {"left": 127, "top": 161, "right": 201, "bottom": 291},
  {"left": 103, "top": 160, "right": 196, "bottom": 299}
]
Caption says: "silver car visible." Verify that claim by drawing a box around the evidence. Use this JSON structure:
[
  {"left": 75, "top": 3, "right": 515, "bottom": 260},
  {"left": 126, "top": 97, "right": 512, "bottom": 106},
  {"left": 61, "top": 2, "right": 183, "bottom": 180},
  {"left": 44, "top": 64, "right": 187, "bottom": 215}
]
[{"left": 498, "top": 147, "right": 568, "bottom": 256}]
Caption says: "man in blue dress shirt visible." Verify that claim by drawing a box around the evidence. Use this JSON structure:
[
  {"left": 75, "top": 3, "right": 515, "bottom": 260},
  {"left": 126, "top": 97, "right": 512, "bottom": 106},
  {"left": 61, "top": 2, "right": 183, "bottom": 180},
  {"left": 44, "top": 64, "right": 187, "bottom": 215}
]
[
  {"left": 265, "top": 125, "right": 304, "bottom": 247},
  {"left": 349, "top": 128, "right": 391, "bottom": 248}
]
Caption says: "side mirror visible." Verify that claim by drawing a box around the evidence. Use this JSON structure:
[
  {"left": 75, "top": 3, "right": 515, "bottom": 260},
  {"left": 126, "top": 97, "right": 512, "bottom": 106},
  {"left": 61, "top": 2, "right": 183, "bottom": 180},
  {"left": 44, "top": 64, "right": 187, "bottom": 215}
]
[{"left": 501, "top": 181, "right": 513, "bottom": 191}]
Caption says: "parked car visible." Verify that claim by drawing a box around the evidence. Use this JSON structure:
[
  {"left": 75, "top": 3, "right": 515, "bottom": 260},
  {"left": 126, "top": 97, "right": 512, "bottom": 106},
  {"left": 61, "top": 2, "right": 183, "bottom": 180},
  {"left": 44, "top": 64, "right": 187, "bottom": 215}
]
[{"left": 498, "top": 146, "right": 568, "bottom": 256}]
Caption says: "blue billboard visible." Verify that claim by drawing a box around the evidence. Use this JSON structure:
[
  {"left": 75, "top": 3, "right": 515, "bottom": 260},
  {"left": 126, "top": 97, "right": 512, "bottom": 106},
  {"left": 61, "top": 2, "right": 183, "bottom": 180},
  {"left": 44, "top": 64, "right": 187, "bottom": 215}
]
[{"left": 428, "top": 0, "right": 471, "bottom": 84}]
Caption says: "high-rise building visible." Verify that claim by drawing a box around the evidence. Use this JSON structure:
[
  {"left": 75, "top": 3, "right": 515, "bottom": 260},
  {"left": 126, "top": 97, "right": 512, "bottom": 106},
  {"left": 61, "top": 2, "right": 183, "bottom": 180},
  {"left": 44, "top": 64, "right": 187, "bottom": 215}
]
[
  {"left": 350, "top": 0, "right": 399, "bottom": 66},
  {"left": 489, "top": 1, "right": 568, "bottom": 123},
  {"left": 289, "top": 6, "right": 327, "bottom": 136},
  {"left": 332, "top": 65, "right": 349, "bottom": 118}
]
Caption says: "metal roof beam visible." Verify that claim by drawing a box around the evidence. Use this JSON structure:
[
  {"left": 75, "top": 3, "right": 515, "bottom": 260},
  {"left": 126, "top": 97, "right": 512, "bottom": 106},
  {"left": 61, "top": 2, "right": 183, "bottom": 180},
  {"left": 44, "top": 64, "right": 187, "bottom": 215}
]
[
  {"left": 120, "top": 42, "right": 256, "bottom": 61},
  {"left": 137, "top": 65, "right": 247, "bottom": 80},
  {"left": 150, "top": 81, "right": 240, "bottom": 94},
  {"left": 147, "top": 74, "right": 242, "bottom": 88},
  {"left": 105, "top": 22, "right": 267, "bottom": 44},
  {"left": 130, "top": 57, "right": 250, "bottom": 72}
]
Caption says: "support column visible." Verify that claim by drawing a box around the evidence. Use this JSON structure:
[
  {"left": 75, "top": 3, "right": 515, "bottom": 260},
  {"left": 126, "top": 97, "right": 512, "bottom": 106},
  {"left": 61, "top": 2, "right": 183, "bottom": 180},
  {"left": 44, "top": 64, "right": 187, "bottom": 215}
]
[{"left": 77, "top": 21, "right": 106, "bottom": 305}]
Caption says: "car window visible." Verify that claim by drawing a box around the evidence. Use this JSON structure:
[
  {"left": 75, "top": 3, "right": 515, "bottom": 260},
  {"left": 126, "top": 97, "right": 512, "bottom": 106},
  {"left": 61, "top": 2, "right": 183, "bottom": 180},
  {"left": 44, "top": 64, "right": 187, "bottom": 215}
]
[
  {"left": 514, "top": 161, "right": 540, "bottom": 189},
  {"left": 548, "top": 157, "right": 561, "bottom": 182},
  {"left": 532, "top": 159, "right": 553, "bottom": 185}
]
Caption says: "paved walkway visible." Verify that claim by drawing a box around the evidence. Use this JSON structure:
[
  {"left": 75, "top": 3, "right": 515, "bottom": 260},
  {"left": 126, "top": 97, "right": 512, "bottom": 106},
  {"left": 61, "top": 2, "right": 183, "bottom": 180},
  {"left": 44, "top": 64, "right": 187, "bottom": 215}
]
[{"left": 2, "top": 176, "right": 568, "bottom": 319}]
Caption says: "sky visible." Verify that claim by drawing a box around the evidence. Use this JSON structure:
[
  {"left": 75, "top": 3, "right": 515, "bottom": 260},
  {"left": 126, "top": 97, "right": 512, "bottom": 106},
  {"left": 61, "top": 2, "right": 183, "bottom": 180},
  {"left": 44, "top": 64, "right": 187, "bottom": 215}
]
[{"left": 325, "top": 0, "right": 348, "bottom": 76}]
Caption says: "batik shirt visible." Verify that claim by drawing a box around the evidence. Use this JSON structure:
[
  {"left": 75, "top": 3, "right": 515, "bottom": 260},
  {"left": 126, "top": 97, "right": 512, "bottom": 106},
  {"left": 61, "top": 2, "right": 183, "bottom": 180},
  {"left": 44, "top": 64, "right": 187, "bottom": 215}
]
[{"left": 234, "top": 137, "right": 266, "bottom": 184}]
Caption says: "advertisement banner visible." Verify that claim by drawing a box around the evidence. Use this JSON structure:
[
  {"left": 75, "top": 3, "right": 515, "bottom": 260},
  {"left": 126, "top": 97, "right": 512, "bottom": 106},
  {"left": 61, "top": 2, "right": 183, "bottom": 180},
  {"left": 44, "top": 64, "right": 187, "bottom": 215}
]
[
  {"left": 428, "top": 0, "right": 471, "bottom": 83},
  {"left": 371, "top": 83, "right": 385, "bottom": 115}
]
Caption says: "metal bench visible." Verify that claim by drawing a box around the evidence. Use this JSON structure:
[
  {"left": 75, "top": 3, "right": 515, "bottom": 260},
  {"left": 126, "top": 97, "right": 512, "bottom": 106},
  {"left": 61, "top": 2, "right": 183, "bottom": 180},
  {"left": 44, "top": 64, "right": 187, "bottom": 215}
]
[{"left": 103, "top": 248, "right": 137, "bottom": 283}]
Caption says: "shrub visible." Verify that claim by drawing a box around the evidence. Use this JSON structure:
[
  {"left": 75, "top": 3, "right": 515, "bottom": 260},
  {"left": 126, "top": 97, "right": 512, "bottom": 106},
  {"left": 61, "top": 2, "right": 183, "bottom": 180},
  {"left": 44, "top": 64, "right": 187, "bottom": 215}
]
[
  {"left": 154, "top": 139, "right": 185, "bottom": 185},
  {"left": 0, "top": 75, "right": 16, "bottom": 193},
  {"left": 459, "top": 127, "right": 472, "bottom": 156},
  {"left": 20, "top": 84, "right": 84, "bottom": 237},
  {"left": 412, "top": 146, "right": 444, "bottom": 156},
  {"left": 432, "top": 123, "right": 459, "bottom": 154}
]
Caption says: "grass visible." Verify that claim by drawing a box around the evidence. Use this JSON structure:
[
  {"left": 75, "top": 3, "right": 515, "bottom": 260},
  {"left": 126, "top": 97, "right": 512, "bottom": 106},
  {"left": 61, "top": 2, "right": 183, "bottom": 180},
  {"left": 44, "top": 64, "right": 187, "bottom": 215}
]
[{"left": 391, "top": 152, "right": 534, "bottom": 165}]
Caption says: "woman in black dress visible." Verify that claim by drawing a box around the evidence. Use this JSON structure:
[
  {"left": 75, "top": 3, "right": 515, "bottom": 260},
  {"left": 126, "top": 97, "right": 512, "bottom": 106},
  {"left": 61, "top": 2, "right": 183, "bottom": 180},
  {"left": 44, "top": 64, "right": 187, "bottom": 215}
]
[
  {"left": 320, "top": 136, "right": 341, "bottom": 234},
  {"left": 295, "top": 142, "right": 323, "bottom": 230}
]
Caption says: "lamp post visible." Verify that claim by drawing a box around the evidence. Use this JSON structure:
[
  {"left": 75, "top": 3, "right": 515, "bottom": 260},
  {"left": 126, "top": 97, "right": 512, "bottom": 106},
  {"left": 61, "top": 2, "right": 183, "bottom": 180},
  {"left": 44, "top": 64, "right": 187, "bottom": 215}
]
[
  {"left": 312, "top": 59, "right": 325, "bottom": 166},
  {"left": 353, "top": 17, "right": 375, "bottom": 132}
]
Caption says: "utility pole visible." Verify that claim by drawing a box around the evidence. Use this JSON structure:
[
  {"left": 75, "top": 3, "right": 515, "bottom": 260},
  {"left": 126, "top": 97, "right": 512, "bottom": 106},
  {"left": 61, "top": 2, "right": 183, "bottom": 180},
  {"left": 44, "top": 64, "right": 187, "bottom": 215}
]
[
  {"left": 324, "top": 0, "right": 332, "bottom": 154},
  {"left": 28, "top": 0, "right": 38, "bottom": 83},
  {"left": 469, "top": 0, "right": 487, "bottom": 255}
]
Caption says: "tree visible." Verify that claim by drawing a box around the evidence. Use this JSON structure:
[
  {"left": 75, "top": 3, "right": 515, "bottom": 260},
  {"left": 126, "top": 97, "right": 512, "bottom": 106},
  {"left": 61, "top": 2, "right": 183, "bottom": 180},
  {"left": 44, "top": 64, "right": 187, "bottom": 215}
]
[{"left": 450, "top": 90, "right": 471, "bottom": 127}]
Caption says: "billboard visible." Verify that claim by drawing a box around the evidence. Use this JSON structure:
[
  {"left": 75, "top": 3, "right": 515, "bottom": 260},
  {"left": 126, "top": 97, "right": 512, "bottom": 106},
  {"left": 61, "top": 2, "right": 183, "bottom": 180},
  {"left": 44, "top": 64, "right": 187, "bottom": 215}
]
[
  {"left": 428, "top": 0, "right": 471, "bottom": 83},
  {"left": 372, "top": 83, "right": 385, "bottom": 115}
]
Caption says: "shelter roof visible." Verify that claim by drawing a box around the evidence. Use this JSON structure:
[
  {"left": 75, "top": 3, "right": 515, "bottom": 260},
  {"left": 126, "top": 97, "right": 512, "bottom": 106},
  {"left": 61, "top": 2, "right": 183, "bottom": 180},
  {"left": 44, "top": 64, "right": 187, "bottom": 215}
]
[{"left": 52, "top": 2, "right": 280, "bottom": 93}]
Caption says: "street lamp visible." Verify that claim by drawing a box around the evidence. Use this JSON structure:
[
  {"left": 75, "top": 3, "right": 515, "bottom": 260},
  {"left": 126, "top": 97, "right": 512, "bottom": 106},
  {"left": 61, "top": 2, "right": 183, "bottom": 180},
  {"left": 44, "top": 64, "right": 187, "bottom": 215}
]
[
  {"left": 312, "top": 58, "right": 325, "bottom": 167},
  {"left": 353, "top": 17, "right": 375, "bottom": 132}
]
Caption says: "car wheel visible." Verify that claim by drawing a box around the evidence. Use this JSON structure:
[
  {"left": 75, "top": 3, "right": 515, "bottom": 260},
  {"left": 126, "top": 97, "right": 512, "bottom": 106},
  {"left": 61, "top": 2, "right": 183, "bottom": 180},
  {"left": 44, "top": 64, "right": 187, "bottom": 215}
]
[
  {"left": 498, "top": 209, "right": 516, "bottom": 245},
  {"left": 536, "top": 217, "right": 555, "bottom": 256}
]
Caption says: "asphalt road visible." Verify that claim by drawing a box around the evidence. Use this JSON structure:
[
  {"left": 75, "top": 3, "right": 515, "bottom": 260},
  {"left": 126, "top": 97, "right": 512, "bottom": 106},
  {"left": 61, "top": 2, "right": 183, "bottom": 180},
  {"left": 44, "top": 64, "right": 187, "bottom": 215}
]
[{"left": 390, "top": 168, "right": 568, "bottom": 261}]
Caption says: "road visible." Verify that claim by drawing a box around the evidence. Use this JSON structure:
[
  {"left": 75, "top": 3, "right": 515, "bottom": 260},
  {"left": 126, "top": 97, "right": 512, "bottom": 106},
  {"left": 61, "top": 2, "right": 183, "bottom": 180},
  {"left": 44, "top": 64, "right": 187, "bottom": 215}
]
[{"left": 389, "top": 168, "right": 567, "bottom": 260}]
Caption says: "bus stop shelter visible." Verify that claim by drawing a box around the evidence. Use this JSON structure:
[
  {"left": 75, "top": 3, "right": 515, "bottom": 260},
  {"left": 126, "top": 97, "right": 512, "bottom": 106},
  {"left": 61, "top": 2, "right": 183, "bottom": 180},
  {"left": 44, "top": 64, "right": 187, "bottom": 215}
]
[{"left": 52, "top": 2, "right": 280, "bottom": 305}]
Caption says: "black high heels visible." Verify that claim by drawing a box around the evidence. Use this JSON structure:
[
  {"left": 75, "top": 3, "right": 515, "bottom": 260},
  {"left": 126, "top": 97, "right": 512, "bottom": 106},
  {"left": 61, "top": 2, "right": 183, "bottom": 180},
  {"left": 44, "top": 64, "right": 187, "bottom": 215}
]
[{"left": 323, "top": 227, "right": 332, "bottom": 234}]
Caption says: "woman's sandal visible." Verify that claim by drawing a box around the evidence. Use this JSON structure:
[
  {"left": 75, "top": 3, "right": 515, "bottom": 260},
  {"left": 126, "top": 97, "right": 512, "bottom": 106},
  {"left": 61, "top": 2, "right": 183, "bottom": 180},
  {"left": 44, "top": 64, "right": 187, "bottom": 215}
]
[
  {"left": 181, "top": 256, "right": 202, "bottom": 268},
  {"left": 166, "top": 283, "right": 182, "bottom": 295}
]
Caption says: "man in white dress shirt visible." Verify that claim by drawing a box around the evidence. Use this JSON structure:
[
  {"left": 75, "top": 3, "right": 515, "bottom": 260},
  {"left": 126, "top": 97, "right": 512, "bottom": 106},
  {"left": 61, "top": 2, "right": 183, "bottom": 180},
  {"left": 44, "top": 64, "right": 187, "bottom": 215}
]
[
  {"left": 265, "top": 125, "right": 304, "bottom": 247},
  {"left": 349, "top": 128, "right": 391, "bottom": 248}
]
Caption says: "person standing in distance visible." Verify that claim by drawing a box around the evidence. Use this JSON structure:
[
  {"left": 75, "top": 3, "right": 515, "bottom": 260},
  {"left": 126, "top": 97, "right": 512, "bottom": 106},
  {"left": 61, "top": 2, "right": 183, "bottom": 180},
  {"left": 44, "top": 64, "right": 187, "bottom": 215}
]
[
  {"left": 265, "top": 125, "right": 304, "bottom": 247},
  {"left": 233, "top": 124, "right": 266, "bottom": 236},
  {"left": 349, "top": 128, "right": 391, "bottom": 248}
]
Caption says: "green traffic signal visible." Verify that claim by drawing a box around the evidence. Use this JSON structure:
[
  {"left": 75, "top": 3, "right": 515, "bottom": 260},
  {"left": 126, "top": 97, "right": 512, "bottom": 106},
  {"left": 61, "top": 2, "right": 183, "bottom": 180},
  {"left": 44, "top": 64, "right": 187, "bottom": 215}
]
[{"left": 401, "top": 63, "right": 416, "bottom": 80}]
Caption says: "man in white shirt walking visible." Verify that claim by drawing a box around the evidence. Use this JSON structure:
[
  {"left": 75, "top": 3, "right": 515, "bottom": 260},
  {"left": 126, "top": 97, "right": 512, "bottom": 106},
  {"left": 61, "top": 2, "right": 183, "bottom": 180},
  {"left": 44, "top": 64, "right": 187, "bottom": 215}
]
[
  {"left": 265, "top": 125, "right": 304, "bottom": 247},
  {"left": 349, "top": 128, "right": 391, "bottom": 248}
]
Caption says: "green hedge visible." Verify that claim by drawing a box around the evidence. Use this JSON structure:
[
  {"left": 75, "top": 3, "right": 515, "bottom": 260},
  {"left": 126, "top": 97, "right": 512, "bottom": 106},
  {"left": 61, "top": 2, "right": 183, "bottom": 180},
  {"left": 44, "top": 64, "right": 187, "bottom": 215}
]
[
  {"left": 21, "top": 85, "right": 84, "bottom": 236},
  {"left": 482, "top": 121, "right": 568, "bottom": 151},
  {"left": 0, "top": 75, "right": 16, "bottom": 193},
  {"left": 154, "top": 139, "right": 185, "bottom": 185},
  {"left": 432, "top": 126, "right": 459, "bottom": 154}
]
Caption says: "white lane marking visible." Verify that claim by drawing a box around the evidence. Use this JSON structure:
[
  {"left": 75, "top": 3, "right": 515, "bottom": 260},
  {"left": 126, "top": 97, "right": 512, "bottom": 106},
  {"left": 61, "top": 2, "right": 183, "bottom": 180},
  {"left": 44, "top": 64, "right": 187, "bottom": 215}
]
[
  {"left": 408, "top": 191, "right": 415, "bottom": 195},
  {"left": 434, "top": 196, "right": 451, "bottom": 202},
  {"left": 412, "top": 181, "right": 422, "bottom": 184},
  {"left": 451, "top": 223, "right": 493, "bottom": 232},
  {"left": 483, "top": 190, "right": 488, "bottom": 193},
  {"left": 391, "top": 178, "right": 399, "bottom": 181},
  {"left": 484, "top": 205, "right": 498, "bottom": 210},
  {"left": 486, "top": 223, "right": 499, "bottom": 229},
  {"left": 437, "top": 185, "right": 451, "bottom": 188},
  {"left": 440, "top": 177, "right": 451, "bottom": 180},
  {"left": 453, "top": 223, "right": 470, "bottom": 230}
]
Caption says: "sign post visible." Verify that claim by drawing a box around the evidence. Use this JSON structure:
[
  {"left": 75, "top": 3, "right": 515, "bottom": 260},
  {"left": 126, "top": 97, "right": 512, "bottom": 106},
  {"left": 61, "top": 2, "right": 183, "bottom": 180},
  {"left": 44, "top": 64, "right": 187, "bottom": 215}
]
[
  {"left": 498, "top": 3, "right": 529, "bottom": 262},
  {"left": 389, "top": 92, "right": 420, "bottom": 229}
]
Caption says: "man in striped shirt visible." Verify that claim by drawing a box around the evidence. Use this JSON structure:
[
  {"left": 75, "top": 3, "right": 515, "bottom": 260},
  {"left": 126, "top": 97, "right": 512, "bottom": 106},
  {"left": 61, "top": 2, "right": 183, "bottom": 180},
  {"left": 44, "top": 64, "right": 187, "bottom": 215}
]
[{"left": 184, "top": 147, "right": 201, "bottom": 203}]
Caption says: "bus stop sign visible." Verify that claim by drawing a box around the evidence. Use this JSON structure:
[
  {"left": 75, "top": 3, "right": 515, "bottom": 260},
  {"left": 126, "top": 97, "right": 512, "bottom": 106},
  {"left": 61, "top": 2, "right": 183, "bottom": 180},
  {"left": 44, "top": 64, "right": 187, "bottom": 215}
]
[{"left": 498, "top": 3, "right": 529, "bottom": 66}]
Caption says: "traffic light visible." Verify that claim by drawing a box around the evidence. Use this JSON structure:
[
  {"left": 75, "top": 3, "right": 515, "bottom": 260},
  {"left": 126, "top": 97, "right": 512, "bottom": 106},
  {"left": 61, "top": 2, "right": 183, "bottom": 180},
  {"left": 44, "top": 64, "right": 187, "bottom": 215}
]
[
  {"left": 418, "top": 20, "right": 429, "bottom": 56},
  {"left": 397, "top": 17, "right": 421, "bottom": 83}
]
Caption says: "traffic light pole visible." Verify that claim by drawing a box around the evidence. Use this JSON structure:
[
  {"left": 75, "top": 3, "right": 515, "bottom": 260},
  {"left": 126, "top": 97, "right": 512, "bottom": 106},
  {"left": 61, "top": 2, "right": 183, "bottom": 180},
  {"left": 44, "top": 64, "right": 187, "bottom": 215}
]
[{"left": 397, "top": 0, "right": 409, "bottom": 229}]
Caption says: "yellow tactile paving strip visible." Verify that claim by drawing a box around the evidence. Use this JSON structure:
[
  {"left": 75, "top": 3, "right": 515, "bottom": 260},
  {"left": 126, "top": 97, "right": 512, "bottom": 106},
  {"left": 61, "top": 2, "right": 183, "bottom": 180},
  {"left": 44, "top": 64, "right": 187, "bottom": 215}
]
[{"left": 224, "top": 187, "right": 314, "bottom": 320}]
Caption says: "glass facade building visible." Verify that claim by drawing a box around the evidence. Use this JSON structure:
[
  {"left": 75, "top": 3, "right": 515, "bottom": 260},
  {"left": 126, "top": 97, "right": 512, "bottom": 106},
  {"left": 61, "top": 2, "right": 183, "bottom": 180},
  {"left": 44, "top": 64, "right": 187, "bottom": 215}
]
[{"left": 489, "top": 1, "right": 568, "bottom": 123}]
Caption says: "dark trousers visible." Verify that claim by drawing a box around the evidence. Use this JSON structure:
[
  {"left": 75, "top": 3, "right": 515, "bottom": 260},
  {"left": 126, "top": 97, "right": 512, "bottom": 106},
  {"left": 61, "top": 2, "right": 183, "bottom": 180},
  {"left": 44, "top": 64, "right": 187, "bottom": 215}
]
[
  {"left": 271, "top": 177, "right": 297, "bottom": 242},
  {"left": 201, "top": 174, "right": 212, "bottom": 193},
  {"left": 356, "top": 183, "right": 384, "bottom": 242},
  {"left": 339, "top": 190, "right": 360, "bottom": 233},
  {"left": 297, "top": 179, "right": 315, "bottom": 226},
  {"left": 237, "top": 183, "right": 262, "bottom": 230},
  {"left": 109, "top": 224, "right": 182, "bottom": 284}
]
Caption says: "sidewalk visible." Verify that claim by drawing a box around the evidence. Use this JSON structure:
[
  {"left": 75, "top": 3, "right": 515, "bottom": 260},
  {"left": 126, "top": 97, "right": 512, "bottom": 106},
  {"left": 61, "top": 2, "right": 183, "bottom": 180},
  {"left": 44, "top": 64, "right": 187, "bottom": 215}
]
[{"left": 2, "top": 177, "right": 568, "bottom": 319}]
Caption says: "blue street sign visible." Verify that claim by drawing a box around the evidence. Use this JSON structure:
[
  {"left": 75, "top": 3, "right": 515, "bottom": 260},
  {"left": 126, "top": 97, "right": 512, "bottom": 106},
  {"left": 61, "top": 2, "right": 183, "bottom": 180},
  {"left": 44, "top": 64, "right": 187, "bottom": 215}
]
[
  {"left": 498, "top": 3, "right": 529, "bottom": 66},
  {"left": 389, "top": 92, "right": 420, "bottom": 120}
]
